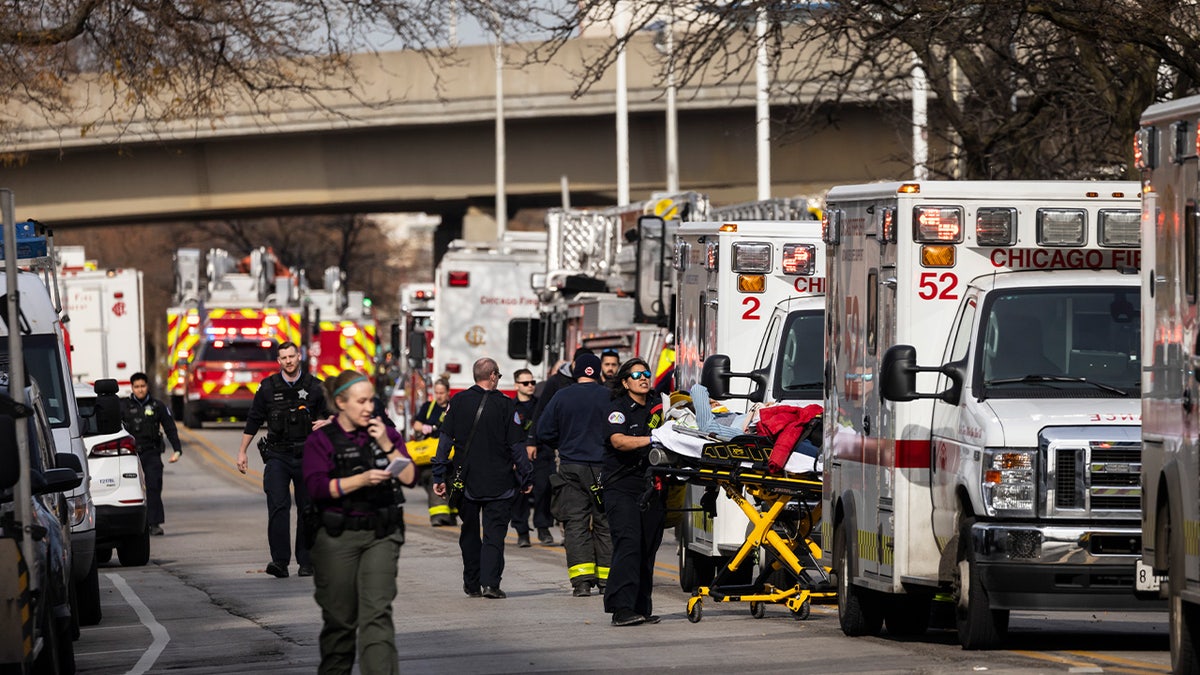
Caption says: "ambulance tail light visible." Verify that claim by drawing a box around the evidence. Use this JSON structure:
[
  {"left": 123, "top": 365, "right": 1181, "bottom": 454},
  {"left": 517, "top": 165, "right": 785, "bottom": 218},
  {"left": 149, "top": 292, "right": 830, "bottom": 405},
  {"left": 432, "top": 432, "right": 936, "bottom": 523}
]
[
  {"left": 982, "top": 448, "right": 1036, "bottom": 515},
  {"left": 822, "top": 210, "right": 841, "bottom": 245},
  {"left": 913, "top": 206, "right": 963, "bottom": 243},
  {"left": 1098, "top": 209, "right": 1140, "bottom": 247},
  {"left": 731, "top": 242, "right": 772, "bottom": 273},
  {"left": 1037, "top": 209, "right": 1086, "bottom": 246},
  {"left": 448, "top": 271, "right": 470, "bottom": 287},
  {"left": 781, "top": 244, "right": 816, "bottom": 276},
  {"left": 975, "top": 208, "right": 1016, "bottom": 246}
]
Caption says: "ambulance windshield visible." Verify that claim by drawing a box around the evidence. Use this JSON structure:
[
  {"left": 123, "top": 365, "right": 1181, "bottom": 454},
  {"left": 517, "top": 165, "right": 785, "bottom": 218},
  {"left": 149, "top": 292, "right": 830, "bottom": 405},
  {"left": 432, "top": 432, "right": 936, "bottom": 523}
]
[
  {"left": 979, "top": 288, "right": 1139, "bottom": 398},
  {"left": 775, "top": 309, "right": 824, "bottom": 400},
  {"left": 0, "top": 334, "right": 71, "bottom": 428}
]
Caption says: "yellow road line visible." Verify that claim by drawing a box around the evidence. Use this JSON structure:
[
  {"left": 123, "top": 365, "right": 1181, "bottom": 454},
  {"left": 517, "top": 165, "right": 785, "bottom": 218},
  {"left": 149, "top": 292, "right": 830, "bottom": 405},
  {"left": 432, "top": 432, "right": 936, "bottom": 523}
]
[
  {"left": 1012, "top": 650, "right": 1167, "bottom": 675},
  {"left": 1064, "top": 651, "right": 1171, "bottom": 673},
  {"left": 177, "top": 427, "right": 262, "bottom": 488}
]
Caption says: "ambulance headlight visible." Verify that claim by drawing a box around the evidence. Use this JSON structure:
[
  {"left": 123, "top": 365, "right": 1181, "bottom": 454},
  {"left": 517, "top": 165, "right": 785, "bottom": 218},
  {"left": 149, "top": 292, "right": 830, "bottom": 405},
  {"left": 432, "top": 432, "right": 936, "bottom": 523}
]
[
  {"left": 782, "top": 244, "right": 816, "bottom": 276},
  {"left": 982, "top": 448, "right": 1037, "bottom": 516},
  {"left": 975, "top": 208, "right": 1016, "bottom": 246},
  {"left": 731, "top": 242, "right": 772, "bottom": 273},
  {"left": 1037, "top": 209, "right": 1086, "bottom": 246},
  {"left": 1098, "top": 209, "right": 1140, "bottom": 247},
  {"left": 913, "top": 206, "right": 963, "bottom": 243}
]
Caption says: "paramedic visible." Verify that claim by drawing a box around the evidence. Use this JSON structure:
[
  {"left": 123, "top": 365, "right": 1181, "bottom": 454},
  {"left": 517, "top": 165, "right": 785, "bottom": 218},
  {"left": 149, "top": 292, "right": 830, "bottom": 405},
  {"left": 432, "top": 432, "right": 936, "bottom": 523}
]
[
  {"left": 603, "top": 357, "right": 666, "bottom": 627},
  {"left": 237, "top": 341, "right": 327, "bottom": 578},
  {"left": 414, "top": 378, "right": 454, "bottom": 526},
  {"left": 121, "top": 372, "right": 183, "bottom": 537},
  {"left": 535, "top": 352, "right": 613, "bottom": 597},
  {"left": 303, "top": 370, "right": 415, "bottom": 675},
  {"left": 510, "top": 368, "right": 539, "bottom": 547}
]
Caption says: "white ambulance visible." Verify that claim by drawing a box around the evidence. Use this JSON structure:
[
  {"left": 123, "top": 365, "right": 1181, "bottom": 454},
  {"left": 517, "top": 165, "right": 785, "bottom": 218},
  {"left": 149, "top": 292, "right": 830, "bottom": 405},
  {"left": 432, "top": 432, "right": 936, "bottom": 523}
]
[
  {"left": 823, "top": 181, "right": 1154, "bottom": 649},
  {"left": 58, "top": 250, "right": 145, "bottom": 394},
  {"left": 433, "top": 232, "right": 546, "bottom": 395},
  {"left": 1137, "top": 96, "right": 1200, "bottom": 674},
  {"left": 672, "top": 219, "right": 825, "bottom": 587}
]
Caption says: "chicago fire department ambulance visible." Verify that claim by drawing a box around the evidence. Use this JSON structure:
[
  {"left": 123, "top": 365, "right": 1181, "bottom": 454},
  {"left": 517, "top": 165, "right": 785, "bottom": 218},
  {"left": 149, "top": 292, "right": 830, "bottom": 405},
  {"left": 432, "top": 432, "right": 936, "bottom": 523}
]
[
  {"left": 433, "top": 232, "right": 546, "bottom": 395},
  {"left": 672, "top": 219, "right": 825, "bottom": 588},
  {"left": 1137, "top": 96, "right": 1200, "bottom": 674},
  {"left": 822, "top": 181, "right": 1153, "bottom": 649}
]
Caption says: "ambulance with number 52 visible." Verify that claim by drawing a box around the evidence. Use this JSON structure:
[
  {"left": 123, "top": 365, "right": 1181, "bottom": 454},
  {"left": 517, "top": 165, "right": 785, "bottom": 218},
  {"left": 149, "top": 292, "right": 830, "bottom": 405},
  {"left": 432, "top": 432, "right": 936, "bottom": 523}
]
[{"left": 822, "top": 181, "right": 1158, "bottom": 650}]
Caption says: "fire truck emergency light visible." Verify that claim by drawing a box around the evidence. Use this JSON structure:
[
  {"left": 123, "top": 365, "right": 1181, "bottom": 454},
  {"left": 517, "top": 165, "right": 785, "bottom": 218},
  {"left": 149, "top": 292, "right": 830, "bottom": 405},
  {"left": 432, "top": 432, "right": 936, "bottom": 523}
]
[
  {"left": 731, "top": 242, "right": 772, "bottom": 273},
  {"left": 975, "top": 208, "right": 1017, "bottom": 246},
  {"left": 264, "top": 314, "right": 281, "bottom": 326},
  {"left": 341, "top": 325, "right": 358, "bottom": 338},
  {"left": 1037, "top": 209, "right": 1086, "bottom": 246},
  {"left": 781, "top": 244, "right": 816, "bottom": 276},
  {"left": 448, "top": 271, "right": 470, "bottom": 287},
  {"left": 1098, "top": 210, "right": 1141, "bottom": 247},
  {"left": 914, "top": 207, "right": 963, "bottom": 243}
]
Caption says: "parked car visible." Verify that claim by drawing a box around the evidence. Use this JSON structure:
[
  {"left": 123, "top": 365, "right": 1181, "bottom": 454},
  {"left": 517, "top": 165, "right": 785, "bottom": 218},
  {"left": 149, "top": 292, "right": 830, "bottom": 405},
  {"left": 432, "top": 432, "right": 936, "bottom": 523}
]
[
  {"left": 0, "top": 380, "right": 82, "bottom": 672},
  {"left": 75, "top": 380, "right": 149, "bottom": 574}
]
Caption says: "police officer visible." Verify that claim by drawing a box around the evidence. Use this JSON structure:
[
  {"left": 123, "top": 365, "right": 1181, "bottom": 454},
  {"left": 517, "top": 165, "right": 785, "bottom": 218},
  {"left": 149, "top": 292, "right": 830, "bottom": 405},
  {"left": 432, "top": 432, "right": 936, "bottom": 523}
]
[
  {"left": 603, "top": 357, "right": 666, "bottom": 627},
  {"left": 303, "top": 369, "right": 415, "bottom": 675},
  {"left": 236, "top": 341, "right": 326, "bottom": 578},
  {"left": 121, "top": 372, "right": 183, "bottom": 537},
  {"left": 413, "top": 378, "right": 452, "bottom": 526}
]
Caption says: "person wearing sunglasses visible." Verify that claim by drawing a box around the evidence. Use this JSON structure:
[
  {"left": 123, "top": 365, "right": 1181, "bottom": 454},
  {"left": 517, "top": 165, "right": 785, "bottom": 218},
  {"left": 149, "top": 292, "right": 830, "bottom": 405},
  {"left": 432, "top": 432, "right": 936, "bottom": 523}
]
[
  {"left": 509, "top": 368, "right": 539, "bottom": 547},
  {"left": 602, "top": 358, "right": 667, "bottom": 626}
]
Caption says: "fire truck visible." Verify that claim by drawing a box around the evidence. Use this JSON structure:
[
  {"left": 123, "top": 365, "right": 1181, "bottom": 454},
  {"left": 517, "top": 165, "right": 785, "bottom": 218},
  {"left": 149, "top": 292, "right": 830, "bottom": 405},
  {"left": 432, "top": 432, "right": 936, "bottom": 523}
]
[
  {"left": 1137, "top": 96, "right": 1200, "bottom": 674},
  {"left": 395, "top": 282, "right": 435, "bottom": 429},
  {"left": 165, "top": 248, "right": 304, "bottom": 426},
  {"left": 434, "top": 232, "right": 547, "bottom": 395},
  {"left": 57, "top": 246, "right": 145, "bottom": 394},
  {"left": 671, "top": 206, "right": 825, "bottom": 589},
  {"left": 303, "top": 266, "right": 378, "bottom": 382},
  {"left": 823, "top": 181, "right": 1153, "bottom": 649}
]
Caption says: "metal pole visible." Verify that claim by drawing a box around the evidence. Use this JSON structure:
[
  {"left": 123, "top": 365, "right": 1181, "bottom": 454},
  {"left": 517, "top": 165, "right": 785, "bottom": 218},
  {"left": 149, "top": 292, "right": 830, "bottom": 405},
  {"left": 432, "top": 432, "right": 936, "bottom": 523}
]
[
  {"left": 615, "top": 1, "right": 631, "bottom": 205},
  {"left": 1, "top": 189, "right": 34, "bottom": 592},
  {"left": 495, "top": 20, "right": 507, "bottom": 238},
  {"left": 560, "top": 175, "right": 571, "bottom": 209},
  {"left": 665, "top": 9, "right": 679, "bottom": 194},
  {"left": 755, "top": 6, "right": 770, "bottom": 201},
  {"left": 912, "top": 54, "right": 929, "bottom": 181}
]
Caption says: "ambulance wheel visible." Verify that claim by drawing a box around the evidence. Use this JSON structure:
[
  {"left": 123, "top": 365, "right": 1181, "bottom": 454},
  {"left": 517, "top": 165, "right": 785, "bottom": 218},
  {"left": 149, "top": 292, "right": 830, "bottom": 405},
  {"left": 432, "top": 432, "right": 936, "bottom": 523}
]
[
  {"left": 834, "top": 521, "right": 882, "bottom": 636},
  {"left": 749, "top": 601, "right": 765, "bottom": 619},
  {"left": 679, "top": 548, "right": 714, "bottom": 592},
  {"left": 792, "top": 599, "right": 811, "bottom": 621},
  {"left": 955, "top": 517, "right": 1008, "bottom": 649},
  {"left": 119, "top": 528, "right": 151, "bottom": 567},
  {"left": 183, "top": 403, "right": 203, "bottom": 429},
  {"left": 1167, "top": 502, "right": 1200, "bottom": 674},
  {"left": 687, "top": 597, "right": 703, "bottom": 623}
]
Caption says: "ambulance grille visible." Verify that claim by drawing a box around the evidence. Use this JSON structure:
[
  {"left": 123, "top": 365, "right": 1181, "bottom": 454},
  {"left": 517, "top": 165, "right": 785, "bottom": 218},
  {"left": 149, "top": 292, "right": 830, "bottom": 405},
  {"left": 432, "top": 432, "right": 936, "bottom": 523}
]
[{"left": 1043, "top": 428, "right": 1141, "bottom": 519}]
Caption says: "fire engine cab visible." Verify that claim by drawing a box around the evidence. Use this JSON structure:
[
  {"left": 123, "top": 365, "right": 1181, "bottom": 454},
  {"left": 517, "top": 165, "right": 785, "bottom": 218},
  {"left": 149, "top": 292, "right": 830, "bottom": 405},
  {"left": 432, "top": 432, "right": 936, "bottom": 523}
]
[{"left": 823, "top": 181, "right": 1154, "bottom": 649}]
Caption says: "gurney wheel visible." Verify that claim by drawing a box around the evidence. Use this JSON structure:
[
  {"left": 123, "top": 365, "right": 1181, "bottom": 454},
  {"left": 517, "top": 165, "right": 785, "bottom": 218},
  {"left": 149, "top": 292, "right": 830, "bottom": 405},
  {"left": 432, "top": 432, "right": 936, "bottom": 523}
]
[
  {"left": 687, "top": 597, "right": 703, "bottom": 623},
  {"left": 749, "top": 601, "right": 765, "bottom": 619},
  {"left": 792, "top": 599, "right": 811, "bottom": 621}
]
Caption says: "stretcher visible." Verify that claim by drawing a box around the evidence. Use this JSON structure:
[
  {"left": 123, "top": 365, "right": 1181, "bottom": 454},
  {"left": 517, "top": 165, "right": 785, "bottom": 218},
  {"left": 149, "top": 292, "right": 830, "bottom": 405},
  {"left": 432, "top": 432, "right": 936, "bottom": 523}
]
[{"left": 648, "top": 422, "right": 834, "bottom": 623}]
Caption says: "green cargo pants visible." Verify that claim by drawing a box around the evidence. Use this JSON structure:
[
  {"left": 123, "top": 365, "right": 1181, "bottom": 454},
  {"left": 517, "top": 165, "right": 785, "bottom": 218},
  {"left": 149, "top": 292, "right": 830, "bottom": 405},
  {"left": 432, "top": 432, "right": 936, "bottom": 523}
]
[{"left": 311, "top": 526, "right": 404, "bottom": 675}]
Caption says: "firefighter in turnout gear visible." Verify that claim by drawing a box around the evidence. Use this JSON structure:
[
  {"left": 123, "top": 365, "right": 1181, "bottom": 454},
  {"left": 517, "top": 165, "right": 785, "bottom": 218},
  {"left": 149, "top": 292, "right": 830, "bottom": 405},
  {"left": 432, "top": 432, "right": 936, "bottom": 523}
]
[
  {"left": 303, "top": 370, "right": 416, "bottom": 675},
  {"left": 237, "top": 341, "right": 327, "bottom": 578},
  {"left": 413, "top": 378, "right": 453, "bottom": 526},
  {"left": 121, "top": 372, "right": 183, "bottom": 536}
]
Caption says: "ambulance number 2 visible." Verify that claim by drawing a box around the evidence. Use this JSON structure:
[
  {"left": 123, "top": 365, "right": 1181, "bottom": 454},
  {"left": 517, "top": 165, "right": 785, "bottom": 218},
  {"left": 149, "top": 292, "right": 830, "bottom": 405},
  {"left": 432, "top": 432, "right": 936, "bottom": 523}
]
[
  {"left": 918, "top": 272, "right": 959, "bottom": 300},
  {"left": 742, "top": 297, "right": 761, "bottom": 320}
]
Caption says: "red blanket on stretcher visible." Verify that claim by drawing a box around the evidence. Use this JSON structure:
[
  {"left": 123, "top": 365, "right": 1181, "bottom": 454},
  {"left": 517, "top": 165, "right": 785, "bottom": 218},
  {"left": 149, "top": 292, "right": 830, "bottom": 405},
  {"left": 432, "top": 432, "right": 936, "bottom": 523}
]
[{"left": 757, "top": 404, "right": 822, "bottom": 474}]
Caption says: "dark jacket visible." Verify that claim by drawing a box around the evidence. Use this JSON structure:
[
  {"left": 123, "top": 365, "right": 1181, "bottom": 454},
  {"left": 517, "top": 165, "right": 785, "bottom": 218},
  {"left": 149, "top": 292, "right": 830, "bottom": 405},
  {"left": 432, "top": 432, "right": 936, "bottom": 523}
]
[
  {"left": 121, "top": 395, "right": 182, "bottom": 454},
  {"left": 242, "top": 371, "right": 326, "bottom": 446},
  {"left": 432, "top": 385, "right": 531, "bottom": 499},
  {"left": 535, "top": 381, "right": 610, "bottom": 466},
  {"left": 527, "top": 367, "right": 573, "bottom": 455}
]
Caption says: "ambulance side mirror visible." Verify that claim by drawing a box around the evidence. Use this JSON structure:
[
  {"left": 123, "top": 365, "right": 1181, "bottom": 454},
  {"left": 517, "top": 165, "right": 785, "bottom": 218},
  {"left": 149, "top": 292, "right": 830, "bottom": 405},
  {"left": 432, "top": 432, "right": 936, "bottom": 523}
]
[
  {"left": 701, "top": 354, "right": 767, "bottom": 403},
  {"left": 880, "top": 345, "right": 962, "bottom": 404},
  {"left": 92, "top": 378, "right": 124, "bottom": 435},
  {"left": 0, "top": 416, "right": 19, "bottom": 491}
]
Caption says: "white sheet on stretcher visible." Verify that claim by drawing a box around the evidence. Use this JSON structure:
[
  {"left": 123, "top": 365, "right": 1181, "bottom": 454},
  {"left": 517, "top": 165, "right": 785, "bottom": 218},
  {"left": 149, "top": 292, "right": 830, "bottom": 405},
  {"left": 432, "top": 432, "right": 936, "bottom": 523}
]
[{"left": 651, "top": 421, "right": 819, "bottom": 475}]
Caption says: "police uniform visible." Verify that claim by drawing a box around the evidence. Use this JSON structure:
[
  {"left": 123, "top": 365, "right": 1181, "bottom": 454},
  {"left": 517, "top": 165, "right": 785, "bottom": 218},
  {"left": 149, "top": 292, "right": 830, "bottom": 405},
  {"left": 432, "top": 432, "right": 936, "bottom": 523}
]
[
  {"left": 302, "top": 421, "right": 410, "bottom": 675},
  {"left": 602, "top": 392, "right": 666, "bottom": 620},
  {"left": 121, "top": 394, "right": 182, "bottom": 529},
  {"left": 243, "top": 370, "right": 325, "bottom": 572},
  {"left": 413, "top": 399, "right": 452, "bottom": 525}
]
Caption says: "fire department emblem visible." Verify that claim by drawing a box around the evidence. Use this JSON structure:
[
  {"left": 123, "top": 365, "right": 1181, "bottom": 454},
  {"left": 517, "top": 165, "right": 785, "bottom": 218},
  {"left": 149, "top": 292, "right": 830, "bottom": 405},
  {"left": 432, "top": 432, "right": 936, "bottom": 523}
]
[
  {"left": 112, "top": 301, "right": 126, "bottom": 317},
  {"left": 464, "top": 325, "right": 486, "bottom": 347}
]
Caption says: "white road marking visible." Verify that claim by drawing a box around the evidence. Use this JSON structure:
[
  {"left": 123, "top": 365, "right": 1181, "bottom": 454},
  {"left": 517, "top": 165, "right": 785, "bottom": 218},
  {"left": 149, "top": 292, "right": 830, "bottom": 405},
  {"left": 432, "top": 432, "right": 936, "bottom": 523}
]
[{"left": 106, "top": 572, "right": 170, "bottom": 675}]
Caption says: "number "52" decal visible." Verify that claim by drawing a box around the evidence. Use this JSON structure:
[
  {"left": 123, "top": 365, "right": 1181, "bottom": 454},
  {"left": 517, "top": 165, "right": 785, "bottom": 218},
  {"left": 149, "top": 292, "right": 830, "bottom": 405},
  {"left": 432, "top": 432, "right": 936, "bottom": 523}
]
[{"left": 918, "top": 272, "right": 959, "bottom": 300}]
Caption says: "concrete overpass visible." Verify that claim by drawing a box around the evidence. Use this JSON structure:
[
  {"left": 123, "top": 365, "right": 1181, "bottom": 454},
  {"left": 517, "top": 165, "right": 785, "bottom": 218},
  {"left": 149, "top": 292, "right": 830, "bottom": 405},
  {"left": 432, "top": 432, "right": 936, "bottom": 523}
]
[{"left": 0, "top": 35, "right": 916, "bottom": 229}]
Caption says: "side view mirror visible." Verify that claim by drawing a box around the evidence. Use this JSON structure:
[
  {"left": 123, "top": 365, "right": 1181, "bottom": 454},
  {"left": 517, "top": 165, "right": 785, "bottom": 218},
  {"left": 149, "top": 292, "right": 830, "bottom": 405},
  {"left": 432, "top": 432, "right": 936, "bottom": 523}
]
[
  {"left": 880, "top": 345, "right": 963, "bottom": 404},
  {"left": 36, "top": 467, "right": 82, "bottom": 495},
  {"left": 93, "top": 378, "right": 123, "bottom": 435},
  {"left": 56, "top": 452, "right": 83, "bottom": 475},
  {"left": 700, "top": 354, "right": 767, "bottom": 404}
]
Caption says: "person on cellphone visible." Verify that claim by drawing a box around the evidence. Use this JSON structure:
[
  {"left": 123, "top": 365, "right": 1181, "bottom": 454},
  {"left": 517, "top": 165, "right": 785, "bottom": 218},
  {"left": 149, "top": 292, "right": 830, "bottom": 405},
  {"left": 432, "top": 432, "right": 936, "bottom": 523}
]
[{"left": 303, "top": 369, "right": 415, "bottom": 675}]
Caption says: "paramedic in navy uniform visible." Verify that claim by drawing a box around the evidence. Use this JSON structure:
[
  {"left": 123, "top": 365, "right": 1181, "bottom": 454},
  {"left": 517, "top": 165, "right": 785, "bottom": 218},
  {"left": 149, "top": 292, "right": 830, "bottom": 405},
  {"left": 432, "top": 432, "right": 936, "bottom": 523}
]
[
  {"left": 602, "top": 357, "right": 666, "bottom": 627},
  {"left": 121, "top": 372, "right": 183, "bottom": 536},
  {"left": 236, "top": 341, "right": 327, "bottom": 578}
]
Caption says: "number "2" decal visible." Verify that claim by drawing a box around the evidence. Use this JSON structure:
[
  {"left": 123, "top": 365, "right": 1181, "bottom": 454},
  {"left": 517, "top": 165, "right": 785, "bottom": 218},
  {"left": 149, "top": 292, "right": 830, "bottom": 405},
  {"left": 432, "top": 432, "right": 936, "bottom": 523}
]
[
  {"left": 741, "top": 296, "right": 761, "bottom": 320},
  {"left": 917, "top": 272, "right": 959, "bottom": 300}
]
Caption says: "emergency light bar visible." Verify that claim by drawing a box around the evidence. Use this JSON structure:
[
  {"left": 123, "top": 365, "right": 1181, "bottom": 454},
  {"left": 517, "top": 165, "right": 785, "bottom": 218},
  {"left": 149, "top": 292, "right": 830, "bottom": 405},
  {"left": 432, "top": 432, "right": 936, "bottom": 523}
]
[
  {"left": 1134, "top": 126, "right": 1156, "bottom": 170},
  {"left": 1037, "top": 209, "right": 1086, "bottom": 246},
  {"left": 0, "top": 220, "right": 48, "bottom": 260},
  {"left": 782, "top": 244, "right": 817, "bottom": 276},
  {"left": 1098, "top": 210, "right": 1140, "bottom": 247},
  {"left": 878, "top": 207, "right": 896, "bottom": 243},
  {"left": 448, "top": 271, "right": 470, "bottom": 287},
  {"left": 975, "top": 208, "right": 1017, "bottom": 246},
  {"left": 705, "top": 241, "right": 719, "bottom": 270},
  {"left": 914, "top": 207, "right": 963, "bottom": 243},
  {"left": 731, "top": 242, "right": 772, "bottom": 273}
]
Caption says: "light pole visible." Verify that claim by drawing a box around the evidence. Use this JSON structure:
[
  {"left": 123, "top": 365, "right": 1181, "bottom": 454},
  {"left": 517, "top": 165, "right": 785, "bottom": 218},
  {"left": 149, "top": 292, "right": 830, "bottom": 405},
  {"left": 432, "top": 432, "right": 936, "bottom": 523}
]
[
  {"left": 494, "top": 13, "right": 507, "bottom": 237},
  {"left": 755, "top": 5, "right": 770, "bottom": 201},
  {"left": 912, "top": 53, "right": 928, "bottom": 181},
  {"left": 658, "top": 7, "right": 679, "bottom": 194},
  {"left": 615, "top": 1, "right": 631, "bottom": 205}
]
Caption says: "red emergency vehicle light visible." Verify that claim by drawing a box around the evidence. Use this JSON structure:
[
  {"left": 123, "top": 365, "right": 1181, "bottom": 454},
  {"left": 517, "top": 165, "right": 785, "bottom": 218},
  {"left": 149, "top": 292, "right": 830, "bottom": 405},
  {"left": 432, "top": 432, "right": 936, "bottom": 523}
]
[
  {"left": 448, "top": 271, "right": 470, "bottom": 287},
  {"left": 782, "top": 244, "right": 816, "bottom": 276},
  {"left": 914, "top": 206, "right": 963, "bottom": 243}
]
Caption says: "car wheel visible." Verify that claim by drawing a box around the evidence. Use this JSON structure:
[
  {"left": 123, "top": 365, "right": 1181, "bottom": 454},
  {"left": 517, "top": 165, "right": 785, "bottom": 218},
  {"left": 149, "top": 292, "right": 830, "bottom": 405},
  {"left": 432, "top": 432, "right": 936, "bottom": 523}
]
[
  {"left": 118, "top": 528, "right": 151, "bottom": 567},
  {"left": 96, "top": 547, "right": 113, "bottom": 564},
  {"left": 834, "top": 520, "right": 883, "bottom": 636},
  {"left": 78, "top": 556, "right": 102, "bottom": 626},
  {"left": 955, "top": 516, "right": 1008, "bottom": 649}
]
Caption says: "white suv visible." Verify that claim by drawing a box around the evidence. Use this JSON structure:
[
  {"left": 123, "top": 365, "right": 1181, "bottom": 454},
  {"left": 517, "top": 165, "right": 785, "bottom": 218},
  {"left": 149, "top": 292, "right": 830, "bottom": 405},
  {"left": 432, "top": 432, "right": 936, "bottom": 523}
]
[{"left": 75, "top": 381, "right": 149, "bottom": 568}]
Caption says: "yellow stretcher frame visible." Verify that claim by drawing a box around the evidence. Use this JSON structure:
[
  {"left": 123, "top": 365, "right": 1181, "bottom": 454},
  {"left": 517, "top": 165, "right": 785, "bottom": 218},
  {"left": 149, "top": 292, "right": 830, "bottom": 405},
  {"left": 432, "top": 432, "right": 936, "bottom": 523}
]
[{"left": 649, "top": 458, "right": 834, "bottom": 623}]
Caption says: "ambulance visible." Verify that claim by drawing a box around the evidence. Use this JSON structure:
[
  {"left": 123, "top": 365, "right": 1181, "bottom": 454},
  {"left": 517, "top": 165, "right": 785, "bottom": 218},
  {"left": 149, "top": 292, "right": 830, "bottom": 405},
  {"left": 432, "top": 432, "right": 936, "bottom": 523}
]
[
  {"left": 57, "top": 247, "right": 145, "bottom": 393},
  {"left": 395, "top": 282, "right": 435, "bottom": 426},
  {"left": 1136, "top": 96, "right": 1200, "bottom": 674},
  {"left": 822, "top": 181, "right": 1153, "bottom": 649},
  {"left": 433, "top": 232, "right": 546, "bottom": 395},
  {"left": 672, "top": 218, "right": 825, "bottom": 588}
]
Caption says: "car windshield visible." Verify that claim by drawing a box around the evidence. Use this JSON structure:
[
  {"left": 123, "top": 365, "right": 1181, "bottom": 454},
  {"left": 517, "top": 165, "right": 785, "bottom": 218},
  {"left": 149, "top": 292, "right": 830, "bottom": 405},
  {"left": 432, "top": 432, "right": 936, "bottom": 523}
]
[
  {"left": 197, "top": 340, "right": 275, "bottom": 363},
  {"left": 0, "top": 334, "right": 71, "bottom": 428},
  {"left": 775, "top": 310, "right": 824, "bottom": 400},
  {"left": 978, "top": 286, "right": 1139, "bottom": 398}
]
